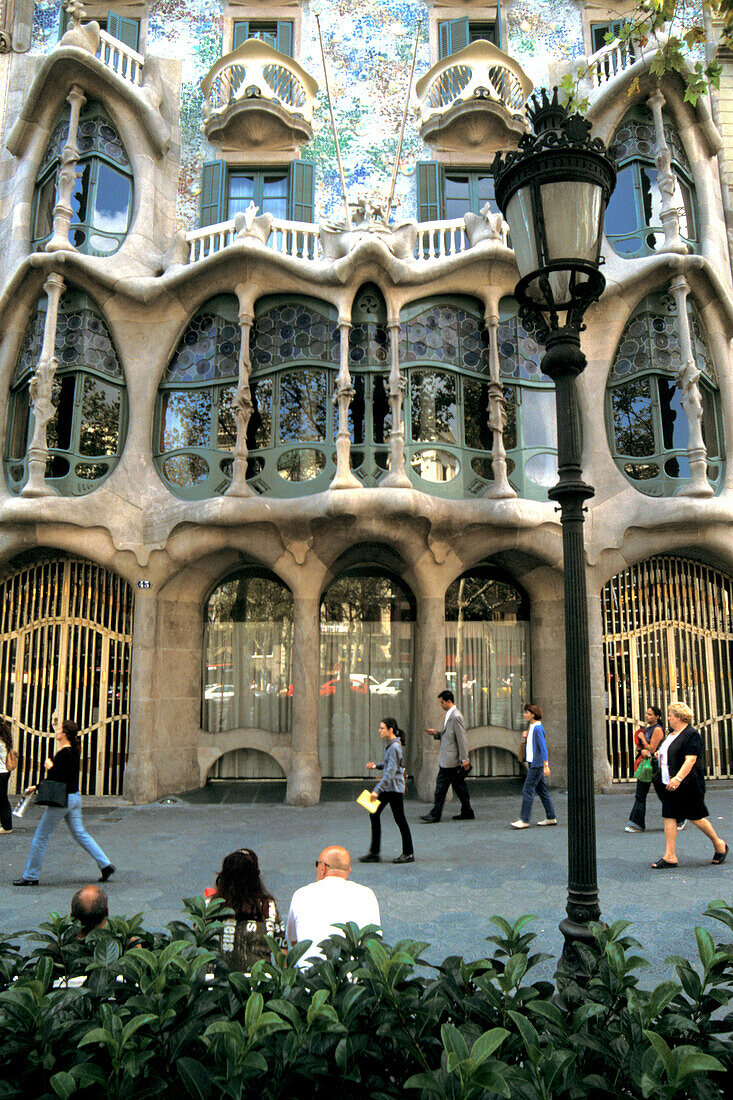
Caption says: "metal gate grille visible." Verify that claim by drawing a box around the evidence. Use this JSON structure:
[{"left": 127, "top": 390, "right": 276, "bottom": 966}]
[
  {"left": 602, "top": 556, "right": 733, "bottom": 781},
  {"left": 0, "top": 557, "right": 133, "bottom": 796}
]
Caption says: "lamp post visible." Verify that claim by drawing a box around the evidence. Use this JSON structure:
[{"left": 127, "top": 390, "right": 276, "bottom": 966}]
[{"left": 492, "top": 89, "right": 616, "bottom": 978}]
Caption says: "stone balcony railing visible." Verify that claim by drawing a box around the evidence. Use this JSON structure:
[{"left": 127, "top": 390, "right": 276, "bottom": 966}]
[
  {"left": 201, "top": 40, "right": 317, "bottom": 148},
  {"left": 95, "top": 27, "right": 144, "bottom": 86},
  {"left": 415, "top": 40, "right": 532, "bottom": 155},
  {"left": 182, "top": 206, "right": 510, "bottom": 266}
]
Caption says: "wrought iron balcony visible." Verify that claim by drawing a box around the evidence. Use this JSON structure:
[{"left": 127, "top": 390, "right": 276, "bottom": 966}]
[
  {"left": 201, "top": 40, "right": 317, "bottom": 149},
  {"left": 415, "top": 41, "right": 532, "bottom": 155}
]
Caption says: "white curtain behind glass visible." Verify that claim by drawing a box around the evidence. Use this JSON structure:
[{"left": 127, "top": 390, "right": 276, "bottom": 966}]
[
  {"left": 204, "top": 620, "right": 293, "bottom": 735},
  {"left": 446, "top": 620, "right": 529, "bottom": 732},
  {"left": 319, "top": 621, "right": 414, "bottom": 777}
]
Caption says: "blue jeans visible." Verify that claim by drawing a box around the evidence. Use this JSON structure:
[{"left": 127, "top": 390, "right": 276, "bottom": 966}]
[
  {"left": 23, "top": 792, "right": 110, "bottom": 880},
  {"left": 520, "top": 766, "right": 556, "bottom": 824}
]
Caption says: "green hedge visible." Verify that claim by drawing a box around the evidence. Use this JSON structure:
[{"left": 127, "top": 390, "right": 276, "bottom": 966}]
[{"left": 1, "top": 897, "right": 732, "bottom": 1099}]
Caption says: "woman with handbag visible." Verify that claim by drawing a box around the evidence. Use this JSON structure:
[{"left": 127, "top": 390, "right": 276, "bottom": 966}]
[
  {"left": 625, "top": 706, "right": 665, "bottom": 833},
  {"left": 0, "top": 717, "right": 17, "bottom": 833},
  {"left": 13, "top": 719, "right": 115, "bottom": 886},
  {"left": 651, "top": 700, "right": 728, "bottom": 869}
]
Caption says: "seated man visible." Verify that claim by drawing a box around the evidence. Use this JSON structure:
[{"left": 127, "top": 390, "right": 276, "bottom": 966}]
[
  {"left": 286, "top": 845, "right": 381, "bottom": 968},
  {"left": 70, "top": 884, "right": 109, "bottom": 936}
]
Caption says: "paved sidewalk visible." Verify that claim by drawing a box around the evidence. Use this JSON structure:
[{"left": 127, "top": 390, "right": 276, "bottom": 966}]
[{"left": 1, "top": 785, "right": 729, "bottom": 982}]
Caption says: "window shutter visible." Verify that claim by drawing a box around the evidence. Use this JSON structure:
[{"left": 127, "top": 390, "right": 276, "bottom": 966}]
[
  {"left": 439, "top": 17, "right": 469, "bottom": 58},
  {"left": 108, "top": 13, "right": 140, "bottom": 50},
  {"left": 416, "top": 162, "right": 443, "bottom": 222},
  {"left": 200, "top": 160, "right": 226, "bottom": 227},
  {"left": 276, "top": 21, "right": 293, "bottom": 56},
  {"left": 58, "top": 5, "right": 71, "bottom": 39},
  {"left": 289, "top": 160, "right": 315, "bottom": 222},
  {"left": 233, "top": 21, "right": 249, "bottom": 49}
]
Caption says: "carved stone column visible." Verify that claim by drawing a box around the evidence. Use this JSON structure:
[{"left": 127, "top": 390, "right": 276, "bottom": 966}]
[
  {"left": 483, "top": 310, "right": 516, "bottom": 499},
  {"left": 381, "top": 318, "right": 411, "bottom": 487},
  {"left": 225, "top": 305, "right": 254, "bottom": 497},
  {"left": 647, "top": 89, "right": 687, "bottom": 255},
  {"left": 669, "top": 274, "right": 714, "bottom": 497},
  {"left": 46, "top": 84, "right": 86, "bottom": 253},
  {"left": 21, "top": 272, "right": 65, "bottom": 498},
  {"left": 330, "top": 317, "right": 361, "bottom": 489},
  {"left": 412, "top": 593, "right": 447, "bottom": 802}
]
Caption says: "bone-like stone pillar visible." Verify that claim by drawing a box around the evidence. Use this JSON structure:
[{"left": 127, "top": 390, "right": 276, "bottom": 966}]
[
  {"left": 381, "top": 317, "right": 411, "bottom": 487},
  {"left": 21, "top": 271, "right": 65, "bottom": 498},
  {"left": 225, "top": 305, "right": 254, "bottom": 497},
  {"left": 46, "top": 84, "right": 86, "bottom": 253},
  {"left": 287, "top": 593, "right": 322, "bottom": 804},
  {"left": 484, "top": 308, "right": 516, "bottom": 499},
  {"left": 647, "top": 89, "right": 687, "bottom": 255},
  {"left": 669, "top": 274, "right": 714, "bottom": 497},
  {"left": 330, "top": 317, "right": 361, "bottom": 489}
]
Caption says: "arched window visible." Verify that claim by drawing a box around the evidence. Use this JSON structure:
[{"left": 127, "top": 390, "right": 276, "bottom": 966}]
[
  {"left": 249, "top": 295, "right": 339, "bottom": 495},
  {"left": 319, "top": 570, "right": 416, "bottom": 777},
  {"left": 203, "top": 569, "right": 293, "bottom": 739},
  {"left": 606, "top": 293, "right": 724, "bottom": 495},
  {"left": 155, "top": 295, "right": 241, "bottom": 499},
  {"left": 5, "top": 291, "right": 127, "bottom": 495},
  {"left": 32, "top": 101, "right": 133, "bottom": 256},
  {"left": 604, "top": 105, "right": 696, "bottom": 257}
]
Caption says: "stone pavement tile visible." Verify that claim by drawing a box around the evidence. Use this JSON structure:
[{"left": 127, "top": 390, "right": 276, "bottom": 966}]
[{"left": 0, "top": 788, "right": 729, "bottom": 983}]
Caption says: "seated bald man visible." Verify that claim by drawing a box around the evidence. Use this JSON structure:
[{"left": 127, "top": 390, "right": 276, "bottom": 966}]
[{"left": 286, "top": 845, "right": 381, "bottom": 968}]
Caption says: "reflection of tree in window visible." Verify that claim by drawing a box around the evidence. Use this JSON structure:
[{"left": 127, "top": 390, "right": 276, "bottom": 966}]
[
  {"left": 321, "top": 575, "right": 415, "bottom": 624},
  {"left": 279, "top": 370, "right": 327, "bottom": 442},
  {"left": 611, "top": 378, "right": 655, "bottom": 456},
  {"left": 4, "top": 292, "right": 126, "bottom": 495},
  {"left": 411, "top": 371, "right": 457, "bottom": 443}
]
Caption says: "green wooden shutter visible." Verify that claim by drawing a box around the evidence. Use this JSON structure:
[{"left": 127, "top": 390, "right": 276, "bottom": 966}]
[
  {"left": 107, "top": 13, "right": 140, "bottom": 51},
  {"left": 289, "top": 160, "right": 315, "bottom": 222},
  {"left": 233, "top": 21, "right": 249, "bottom": 49},
  {"left": 416, "top": 162, "right": 443, "bottom": 222},
  {"left": 439, "top": 17, "right": 469, "bottom": 58},
  {"left": 276, "top": 21, "right": 293, "bottom": 56},
  {"left": 58, "top": 6, "right": 71, "bottom": 39},
  {"left": 200, "top": 160, "right": 226, "bottom": 227}
]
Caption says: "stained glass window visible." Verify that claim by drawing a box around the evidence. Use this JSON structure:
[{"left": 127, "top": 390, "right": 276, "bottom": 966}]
[
  {"left": 5, "top": 291, "right": 126, "bottom": 496},
  {"left": 606, "top": 293, "right": 724, "bottom": 495}
]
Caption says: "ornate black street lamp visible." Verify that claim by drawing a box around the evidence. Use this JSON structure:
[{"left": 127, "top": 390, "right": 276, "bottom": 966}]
[{"left": 493, "top": 89, "right": 616, "bottom": 977}]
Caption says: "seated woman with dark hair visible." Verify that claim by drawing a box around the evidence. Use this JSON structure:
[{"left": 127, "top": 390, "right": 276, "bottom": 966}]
[{"left": 211, "top": 848, "right": 287, "bottom": 970}]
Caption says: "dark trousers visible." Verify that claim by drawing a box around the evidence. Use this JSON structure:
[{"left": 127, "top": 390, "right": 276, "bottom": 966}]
[
  {"left": 429, "top": 766, "right": 472, "bottom": 821},
  {"left": 0, "top": 772, "right": 12, "bottom": 831},
  {"left": 520, "top": 766, "right": 555, "bottom": 823},
  {"left": 369, "top": 792, "right": 413, "bottom": 855},
  {"left": 629, "top": 778, "right": 657, "bottom": 829}
]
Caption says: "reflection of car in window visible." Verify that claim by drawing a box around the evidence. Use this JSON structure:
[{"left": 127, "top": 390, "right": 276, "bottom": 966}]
[
  {"left": 204, "top": 683, "right": 235, "bottom": 700},
  {"left": 371, "top": 678, "right": 403, "bottom": 695}
]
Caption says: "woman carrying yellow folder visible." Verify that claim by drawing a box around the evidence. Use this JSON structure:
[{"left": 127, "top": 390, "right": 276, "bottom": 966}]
[{"left": 360, "top": 718, "right": 414, "bottom": 865}]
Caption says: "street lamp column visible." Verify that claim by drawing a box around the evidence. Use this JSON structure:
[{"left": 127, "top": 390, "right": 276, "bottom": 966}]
[{"left": 493, "top": 89, "right": 616, "bottom": 977}]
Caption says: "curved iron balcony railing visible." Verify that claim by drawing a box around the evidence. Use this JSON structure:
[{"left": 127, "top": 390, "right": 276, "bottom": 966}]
[
  {"left": 415, "top": 41, "right": 532, "bottom": 149},
  {"left": 201, "top": 40, "right": 318, "bottom": 146}
]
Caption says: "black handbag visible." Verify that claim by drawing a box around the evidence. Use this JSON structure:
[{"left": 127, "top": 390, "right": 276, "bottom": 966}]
[{"left": 35, "top": 779, "right": 68, "bottom": 807}]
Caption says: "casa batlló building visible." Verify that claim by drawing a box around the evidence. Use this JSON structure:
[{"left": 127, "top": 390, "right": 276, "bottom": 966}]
[{"left": 0, "top": 0, "right": 732, "bottom": 805}]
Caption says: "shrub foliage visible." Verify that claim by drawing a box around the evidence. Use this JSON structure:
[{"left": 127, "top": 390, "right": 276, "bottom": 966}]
[{"left": 1, "top": 897, "right": 732, "bottom": 1098}]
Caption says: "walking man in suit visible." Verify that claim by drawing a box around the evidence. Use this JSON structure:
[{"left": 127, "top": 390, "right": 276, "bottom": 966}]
[{"left": 421, "top": 690, "right": 474, "bottom": 822}]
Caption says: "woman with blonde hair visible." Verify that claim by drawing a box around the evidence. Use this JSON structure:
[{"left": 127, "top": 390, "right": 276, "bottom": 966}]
[{"left": 652, "top": 700, "right": 728, "bottom": 869}]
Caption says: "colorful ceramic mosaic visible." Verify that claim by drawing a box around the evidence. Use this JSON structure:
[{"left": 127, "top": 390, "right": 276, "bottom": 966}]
[{"left": 30, "top": 1, "right": 590, "bottom": 229}]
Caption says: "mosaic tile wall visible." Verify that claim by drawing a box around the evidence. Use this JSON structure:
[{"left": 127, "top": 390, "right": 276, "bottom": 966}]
[{"left": 29, "top": 0, "right": 589, "bottom": 230}]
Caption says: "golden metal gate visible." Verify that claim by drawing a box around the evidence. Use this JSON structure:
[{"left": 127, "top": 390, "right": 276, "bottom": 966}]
[
  {"left": 0, "top": 556, "right": 133, "bottom": 796},
  {"left": 602, "top": 555, "right": 733, "bottom": 782}
]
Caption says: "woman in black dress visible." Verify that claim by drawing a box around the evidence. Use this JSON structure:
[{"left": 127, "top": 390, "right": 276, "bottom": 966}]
[{"left": 651, "top": 701, "right": 728, "bottom": 869}]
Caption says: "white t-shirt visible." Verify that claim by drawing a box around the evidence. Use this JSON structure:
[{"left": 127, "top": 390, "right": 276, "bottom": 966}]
[
  {"left": 657, "top": 731, "right": 681, "bottom": 784},
  {"left": 286, "top": 877, "right": 381, "bottom": 968},
  {"left": 525, "top": 722, "right": 537, "bottom": 765}
]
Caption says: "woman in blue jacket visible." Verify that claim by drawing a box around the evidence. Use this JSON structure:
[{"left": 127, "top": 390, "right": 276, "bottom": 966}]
[
  {"left": 360, "top": 717, "right": 414, "bottom": 864},
  {"left": 511, "top": 704, "right": 557, "bottom": 829}
]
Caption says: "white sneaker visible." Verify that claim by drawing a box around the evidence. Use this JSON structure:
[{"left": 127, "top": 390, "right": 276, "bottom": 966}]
[
  {"left": 677, "top": 821, "right": 687, "bottom": 831},
  {"left": 510, "top": 819, "right": 531, "bottom": 829},
  {"left": 537, "top": 818, "right": 558, "bottom": 826},
  {"left": 625, "top": 825, "right": 643, "bottom": 833}
]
